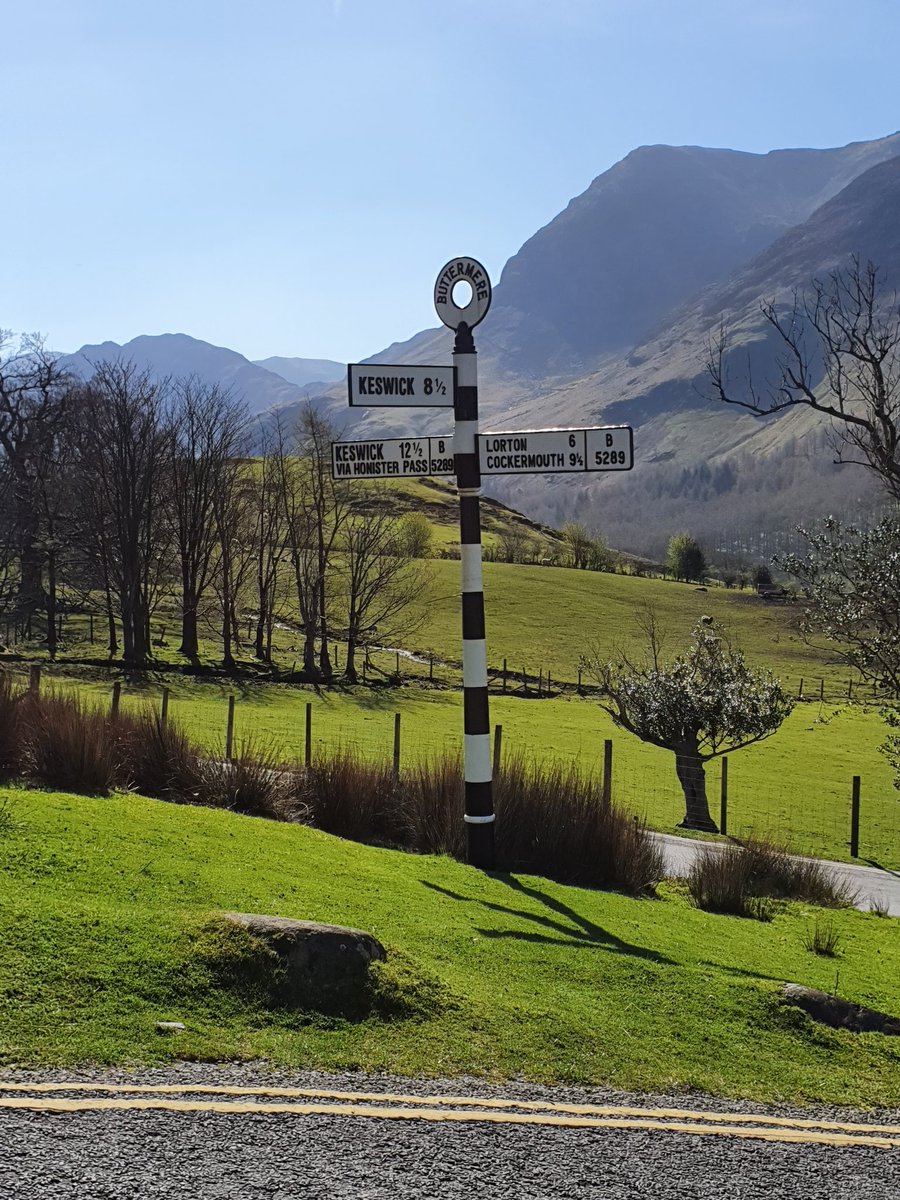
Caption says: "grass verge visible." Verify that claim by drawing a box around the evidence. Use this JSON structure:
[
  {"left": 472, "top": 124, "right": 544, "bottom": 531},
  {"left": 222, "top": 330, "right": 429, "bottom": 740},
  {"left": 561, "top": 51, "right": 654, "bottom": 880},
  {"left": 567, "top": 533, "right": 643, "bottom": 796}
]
[{"left": 0, "top": 784, "right": 898, "bottom": 1105}]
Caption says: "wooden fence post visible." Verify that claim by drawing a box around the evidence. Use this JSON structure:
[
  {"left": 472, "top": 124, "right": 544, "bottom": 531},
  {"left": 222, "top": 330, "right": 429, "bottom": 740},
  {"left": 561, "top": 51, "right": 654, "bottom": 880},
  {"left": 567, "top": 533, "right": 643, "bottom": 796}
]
[
  {"left": 602, "top": 739, "right": 613, "bottom": 804},
  {"left": 798, "top": 677, "right": 804, "bottom": 699},
  {"left": 577, "top": 667, "right": 582, "bottom": 693},
  {"left": 850, "top": 776, "right": 861, "bottom": 858},
  {"left": 538, "top": 667, "right": 543, "bottom": 697},
  {"left": 819, "top": 678, "right": 824, "bottom": 702},
  {"left": 429, "top": 654, "right": 434, "bottom": 682},
  {"left": 719, "top": 756, "right": 728, "bottom": 836},
  {"left": 89, "top": 614, "right": 95, "bottom": 644},
  {"left": 848, "top": 678, "right": 854, "bottom": 700},
  {"left": 110, "top": 681, "right": 121, "bottom": 720},
  {"left": 502, "top": 657, "right": 507, "bottom": 693},
  {"left": 493, "top": 724, "right": 503, "bottom": 777},
  {"left": 160, "top": 687, "right": 170, "bottom": 729},
  {"left": 29, "top": 664, "right": 41, "bottom": 697},
  {"left": 392, "top": 712, "right": 401, "bottom": 783},
  {"left": 225, "top": 695, "right": 235, "bottom": 763},
  {"left": 305, "top": 702, "right": 312, "bottom": 768},
  {"left": 522, "top": 664, "right": 527, "bottom": 694},
  {"left": 547, "top": 670, "right": 552, "bottom": 695}
]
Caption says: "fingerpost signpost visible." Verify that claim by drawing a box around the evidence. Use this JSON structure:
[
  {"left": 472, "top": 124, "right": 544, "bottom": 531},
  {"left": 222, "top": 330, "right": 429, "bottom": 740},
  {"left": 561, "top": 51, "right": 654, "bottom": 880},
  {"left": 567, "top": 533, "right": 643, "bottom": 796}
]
[{"left": 337, "top": 256, "right": 634, "bottom": 870}]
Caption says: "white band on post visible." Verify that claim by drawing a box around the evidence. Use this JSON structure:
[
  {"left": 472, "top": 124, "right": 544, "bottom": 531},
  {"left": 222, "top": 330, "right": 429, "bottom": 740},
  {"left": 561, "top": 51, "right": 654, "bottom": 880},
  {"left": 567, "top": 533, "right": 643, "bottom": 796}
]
[{"left": 464, "top": 813, "right": 496, "bottom": 824}]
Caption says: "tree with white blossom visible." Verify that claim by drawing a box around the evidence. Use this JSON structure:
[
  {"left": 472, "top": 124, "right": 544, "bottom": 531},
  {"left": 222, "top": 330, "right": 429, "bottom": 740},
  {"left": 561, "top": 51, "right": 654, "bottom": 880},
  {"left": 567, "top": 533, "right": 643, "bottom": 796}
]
[{"left": 587, "top": 617, "right": 793, "bottom": 830}]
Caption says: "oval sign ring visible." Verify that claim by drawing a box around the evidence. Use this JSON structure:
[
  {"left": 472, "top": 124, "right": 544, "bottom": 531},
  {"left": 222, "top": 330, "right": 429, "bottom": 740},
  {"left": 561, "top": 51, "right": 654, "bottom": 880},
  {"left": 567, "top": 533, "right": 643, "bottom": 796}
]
[{"left": 434, "top": 257, "right": 492, "bottom": 330}]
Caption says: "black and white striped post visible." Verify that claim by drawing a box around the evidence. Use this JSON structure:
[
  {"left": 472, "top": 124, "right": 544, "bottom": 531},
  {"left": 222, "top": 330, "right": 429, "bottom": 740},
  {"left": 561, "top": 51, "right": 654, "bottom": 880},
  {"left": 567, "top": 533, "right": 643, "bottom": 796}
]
[{"left": 434, "top": 257, "right": 495, "bottom": 869}]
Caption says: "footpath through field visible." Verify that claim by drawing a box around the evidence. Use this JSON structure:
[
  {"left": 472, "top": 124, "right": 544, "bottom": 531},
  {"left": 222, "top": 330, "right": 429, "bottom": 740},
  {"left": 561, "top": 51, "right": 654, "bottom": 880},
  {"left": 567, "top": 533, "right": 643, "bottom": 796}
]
[
  {"left": 654, "top": 833, "right": 900, "bottom": 916},
  {"left": 2, "top": 1067, "right": 898, "bottom": 1199}
]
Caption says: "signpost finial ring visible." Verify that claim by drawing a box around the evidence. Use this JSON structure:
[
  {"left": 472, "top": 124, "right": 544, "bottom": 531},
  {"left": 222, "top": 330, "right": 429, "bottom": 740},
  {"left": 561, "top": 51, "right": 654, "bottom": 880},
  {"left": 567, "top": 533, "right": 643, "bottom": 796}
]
[{"left": 434, "top": 257, "right": 491, "bottom": 330}]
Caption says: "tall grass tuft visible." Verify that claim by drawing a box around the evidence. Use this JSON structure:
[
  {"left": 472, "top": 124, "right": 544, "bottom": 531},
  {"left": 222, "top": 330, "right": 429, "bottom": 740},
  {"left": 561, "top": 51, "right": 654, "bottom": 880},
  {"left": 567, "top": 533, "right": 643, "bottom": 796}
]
[
  {"left": 741, "top": 836, "right": 857, "bottom": 908},
  {"left": 688, "top": 843, "right": 756, "bottom": 916},
  {"left": 803, "top": 916, "right": 842, "bottom": 957},
  {"left": 493, "top": 754, "right": 663, "bottom": 895},
  {"left": 297, "top": 749, "right": 407, "bottom": 846},
  {"left": 197, "top": 742, "right": 289, "bottom": 819},
  {"left": 405, "top": 752, "right": 464, "bottom": 857},
  {"left": 0, "top": 672, "right": 24, "bottom": 779},
  {"left": 123, "top": 712, "right": 204, "bottom": 803},
  {"left": 22, "top": 692, "right": 123, "bottom": 796},
  {"left": 689, "top": 834, "right": 858, "bottom": 917}
]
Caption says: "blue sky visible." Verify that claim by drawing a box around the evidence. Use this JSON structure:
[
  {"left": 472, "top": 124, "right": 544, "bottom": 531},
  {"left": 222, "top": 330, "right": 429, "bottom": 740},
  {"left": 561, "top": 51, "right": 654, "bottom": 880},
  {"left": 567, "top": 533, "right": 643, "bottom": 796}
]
[{"left": 2, "top": 0, "right": 898, "bottom": 362}]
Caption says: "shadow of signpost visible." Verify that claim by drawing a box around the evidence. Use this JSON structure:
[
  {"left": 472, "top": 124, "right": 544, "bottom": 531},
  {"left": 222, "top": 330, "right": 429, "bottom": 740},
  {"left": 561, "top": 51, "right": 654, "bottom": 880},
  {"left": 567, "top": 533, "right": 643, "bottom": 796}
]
[{"left": 422, "top": 876, "right": 676, "bottom": 964}]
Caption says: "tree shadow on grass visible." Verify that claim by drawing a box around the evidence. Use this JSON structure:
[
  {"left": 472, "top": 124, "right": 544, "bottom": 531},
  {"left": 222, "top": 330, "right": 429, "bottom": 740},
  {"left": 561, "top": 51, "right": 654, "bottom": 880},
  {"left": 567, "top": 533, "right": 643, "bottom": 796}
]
[{"left": 422, "top": 876, "right": 676, "bottom": 964}]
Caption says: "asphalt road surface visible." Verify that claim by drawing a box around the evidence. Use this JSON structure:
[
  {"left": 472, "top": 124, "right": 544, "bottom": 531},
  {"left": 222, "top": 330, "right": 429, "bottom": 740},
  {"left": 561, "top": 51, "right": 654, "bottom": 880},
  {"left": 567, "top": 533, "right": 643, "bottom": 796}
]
[{"left": 2, "top": 1066, "right": 898, "bottom": 1199}]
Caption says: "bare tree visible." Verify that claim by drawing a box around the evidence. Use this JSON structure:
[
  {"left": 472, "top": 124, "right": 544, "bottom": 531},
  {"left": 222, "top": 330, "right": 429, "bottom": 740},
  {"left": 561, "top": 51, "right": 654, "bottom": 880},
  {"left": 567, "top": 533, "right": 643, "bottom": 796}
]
[
  {"left": 211, "top": 457, "right": 255, "bottom": 672},
  {"left": 77, "top": 361, "right": 172, "bottom": 667},
  {"left": 341, "top": 505, "right": 429, "bottom": 682},
  {"left": 249, "top": 428, "right": 288, "bottom": 664},
  {"left": 295, "top": 405, "right": 350, "bottom": 680},
  {"left": 708, "top": 257, "right": 900, "bottom": 500},
  {"left": 562, "top": 521, "right": 594, "bottom": 569},
  {"left": 168, "top": 379, "right": 248, "bottom": 663},
  {"left": 0, "top": 333, "right": 77, "bottom": 644}
]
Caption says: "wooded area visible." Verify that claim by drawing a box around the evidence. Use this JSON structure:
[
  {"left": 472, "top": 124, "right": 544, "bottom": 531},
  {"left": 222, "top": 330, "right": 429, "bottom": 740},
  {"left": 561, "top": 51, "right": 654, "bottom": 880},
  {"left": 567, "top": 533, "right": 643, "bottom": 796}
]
[{"left": 0, "top": 336, "right": 427, "bottom": 676}]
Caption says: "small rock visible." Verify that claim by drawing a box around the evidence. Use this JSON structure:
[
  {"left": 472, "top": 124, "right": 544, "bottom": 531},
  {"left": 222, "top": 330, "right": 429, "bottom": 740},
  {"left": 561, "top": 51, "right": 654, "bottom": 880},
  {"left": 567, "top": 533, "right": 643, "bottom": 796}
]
[
  {"left": 781, "top": 983, "right": 900, "bottom": 1035},
  {"left": 155, "top": 1021, "right": 186, "bottom": 1033}
]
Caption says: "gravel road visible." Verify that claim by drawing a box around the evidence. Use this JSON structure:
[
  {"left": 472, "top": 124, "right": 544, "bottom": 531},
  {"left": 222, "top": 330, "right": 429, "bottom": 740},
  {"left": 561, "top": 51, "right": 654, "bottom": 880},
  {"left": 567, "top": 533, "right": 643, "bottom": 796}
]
[{"left": 2, "top": 1064, "right": 898, "bottom": 1199}]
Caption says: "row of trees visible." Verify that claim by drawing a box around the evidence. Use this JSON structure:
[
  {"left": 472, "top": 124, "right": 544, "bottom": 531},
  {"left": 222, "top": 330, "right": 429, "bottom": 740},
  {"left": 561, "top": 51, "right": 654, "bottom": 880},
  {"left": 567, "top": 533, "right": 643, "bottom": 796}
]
[{"left": 0, "top": 336, "right": 426, "bottom": 677}]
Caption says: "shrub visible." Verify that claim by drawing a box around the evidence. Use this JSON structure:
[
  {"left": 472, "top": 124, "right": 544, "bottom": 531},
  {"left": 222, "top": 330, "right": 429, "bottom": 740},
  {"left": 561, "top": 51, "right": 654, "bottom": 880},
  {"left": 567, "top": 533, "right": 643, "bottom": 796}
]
[
  {"left": 197, "top": 742, "right": 289, "bottom": 819},
  {"left": 688, "top": 843, "right": 756, "bottom": 915},
  {"left": 803, "top": 916, "right": 842, "bottom": 956},
  {"left": 493, "top": 754, "right": 664, "bottom": 895},
  {"left": 22, "top": 692, "right": 123, "bottom": 796},
  {"left": 0, "top": 672, "right": 24, "bottom": 779},
  {"left": 122, "top": 712, "right": 204, "bottom": 803}
]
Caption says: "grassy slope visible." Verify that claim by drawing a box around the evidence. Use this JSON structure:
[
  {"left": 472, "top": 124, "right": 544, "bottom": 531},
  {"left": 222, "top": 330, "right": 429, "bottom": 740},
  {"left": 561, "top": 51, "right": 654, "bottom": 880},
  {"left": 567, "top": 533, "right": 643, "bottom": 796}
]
[{"left": 1, "top": 785, "right": 898, "bottom": 1104}]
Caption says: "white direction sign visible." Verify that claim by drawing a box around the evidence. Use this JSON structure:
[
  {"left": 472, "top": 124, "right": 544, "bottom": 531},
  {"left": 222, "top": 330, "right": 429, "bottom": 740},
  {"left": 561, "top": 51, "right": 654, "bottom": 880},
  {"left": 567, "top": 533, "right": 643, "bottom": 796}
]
[
  {"left": 332, "top": 436, "right": 455, "bottom": 480},
  {"left": 348, "top": 363, "right": 455, "bottom": 407},
  {"left": 480, "top": 426, "right": 633, "bottom": 475}
]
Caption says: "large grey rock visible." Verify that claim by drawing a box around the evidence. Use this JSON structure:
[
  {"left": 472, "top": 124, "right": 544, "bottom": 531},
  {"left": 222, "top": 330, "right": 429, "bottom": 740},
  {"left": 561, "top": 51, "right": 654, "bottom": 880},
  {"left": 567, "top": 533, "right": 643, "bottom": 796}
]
[
  {"left": 781, "top": 983, "right": 900, "bottom": 1035},
  {"left": 223, "top": 913, "right": 386, "bottom": 999}
]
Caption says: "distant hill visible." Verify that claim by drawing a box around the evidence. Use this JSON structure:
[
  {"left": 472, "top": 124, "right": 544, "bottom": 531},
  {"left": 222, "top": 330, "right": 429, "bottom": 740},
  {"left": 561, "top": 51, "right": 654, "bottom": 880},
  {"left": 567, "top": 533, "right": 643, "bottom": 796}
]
[
  {"left": 253, "top": 356, "right": 345, "bottom": 388},
  {"left": 63, "top": 333, "right": 320, "bottom": 417}
]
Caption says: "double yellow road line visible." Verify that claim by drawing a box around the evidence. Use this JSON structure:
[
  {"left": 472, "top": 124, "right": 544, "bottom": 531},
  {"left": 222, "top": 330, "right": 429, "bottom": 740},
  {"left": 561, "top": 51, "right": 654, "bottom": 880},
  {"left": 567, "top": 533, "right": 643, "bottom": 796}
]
[{"left": 2, "top": 1082, "right": 898, "bottom": 1150}]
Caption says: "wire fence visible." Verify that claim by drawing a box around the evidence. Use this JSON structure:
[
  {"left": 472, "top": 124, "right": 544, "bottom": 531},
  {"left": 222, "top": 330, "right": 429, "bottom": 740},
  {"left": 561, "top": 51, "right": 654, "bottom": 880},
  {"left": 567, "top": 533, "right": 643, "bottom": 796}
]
[{"left": 15, "top": 666, "right": 900, "bottom": 871}]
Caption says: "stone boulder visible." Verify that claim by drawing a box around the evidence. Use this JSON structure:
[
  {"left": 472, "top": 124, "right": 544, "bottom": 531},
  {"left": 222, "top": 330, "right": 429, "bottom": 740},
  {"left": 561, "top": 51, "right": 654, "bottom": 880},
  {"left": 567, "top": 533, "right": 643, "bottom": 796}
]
[
  {"left": 781, "top": 983, "right": 900, "bottom": 1036},
  {"left": 223, "top": 913, "right": 386, "bottom": 1002}
]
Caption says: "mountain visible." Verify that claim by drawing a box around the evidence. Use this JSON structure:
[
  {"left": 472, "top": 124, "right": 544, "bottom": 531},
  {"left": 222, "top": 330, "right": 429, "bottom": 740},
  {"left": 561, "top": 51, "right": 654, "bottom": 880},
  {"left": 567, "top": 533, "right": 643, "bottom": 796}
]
[
  {"left": 253, "top": 356, "right": 345, "bottom": 388},
  {"left": 312, "top": 135, "right": 900, "bottom": 554},
  {"left": 487, "top": 154, "right": 900, "bottom": 553},
  {"left": 62, "top": 333, "right": 322, "bottom": 417},
  {"left": 60, "top": 134, "right": 900, "bottom": 557},
  {"left": 485, "top": 133, "right": 900, "bottom": 374}
]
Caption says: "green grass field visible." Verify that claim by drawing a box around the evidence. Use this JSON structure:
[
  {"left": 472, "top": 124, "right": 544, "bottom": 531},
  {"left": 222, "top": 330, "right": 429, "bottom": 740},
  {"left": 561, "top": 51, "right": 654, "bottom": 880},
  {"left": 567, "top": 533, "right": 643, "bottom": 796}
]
[
  {"left": 1, "top": 784, "right": 897, "bottom": 1104},
  {"left": 5, "top": 509, "right": 896, "bottom": 867}
]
